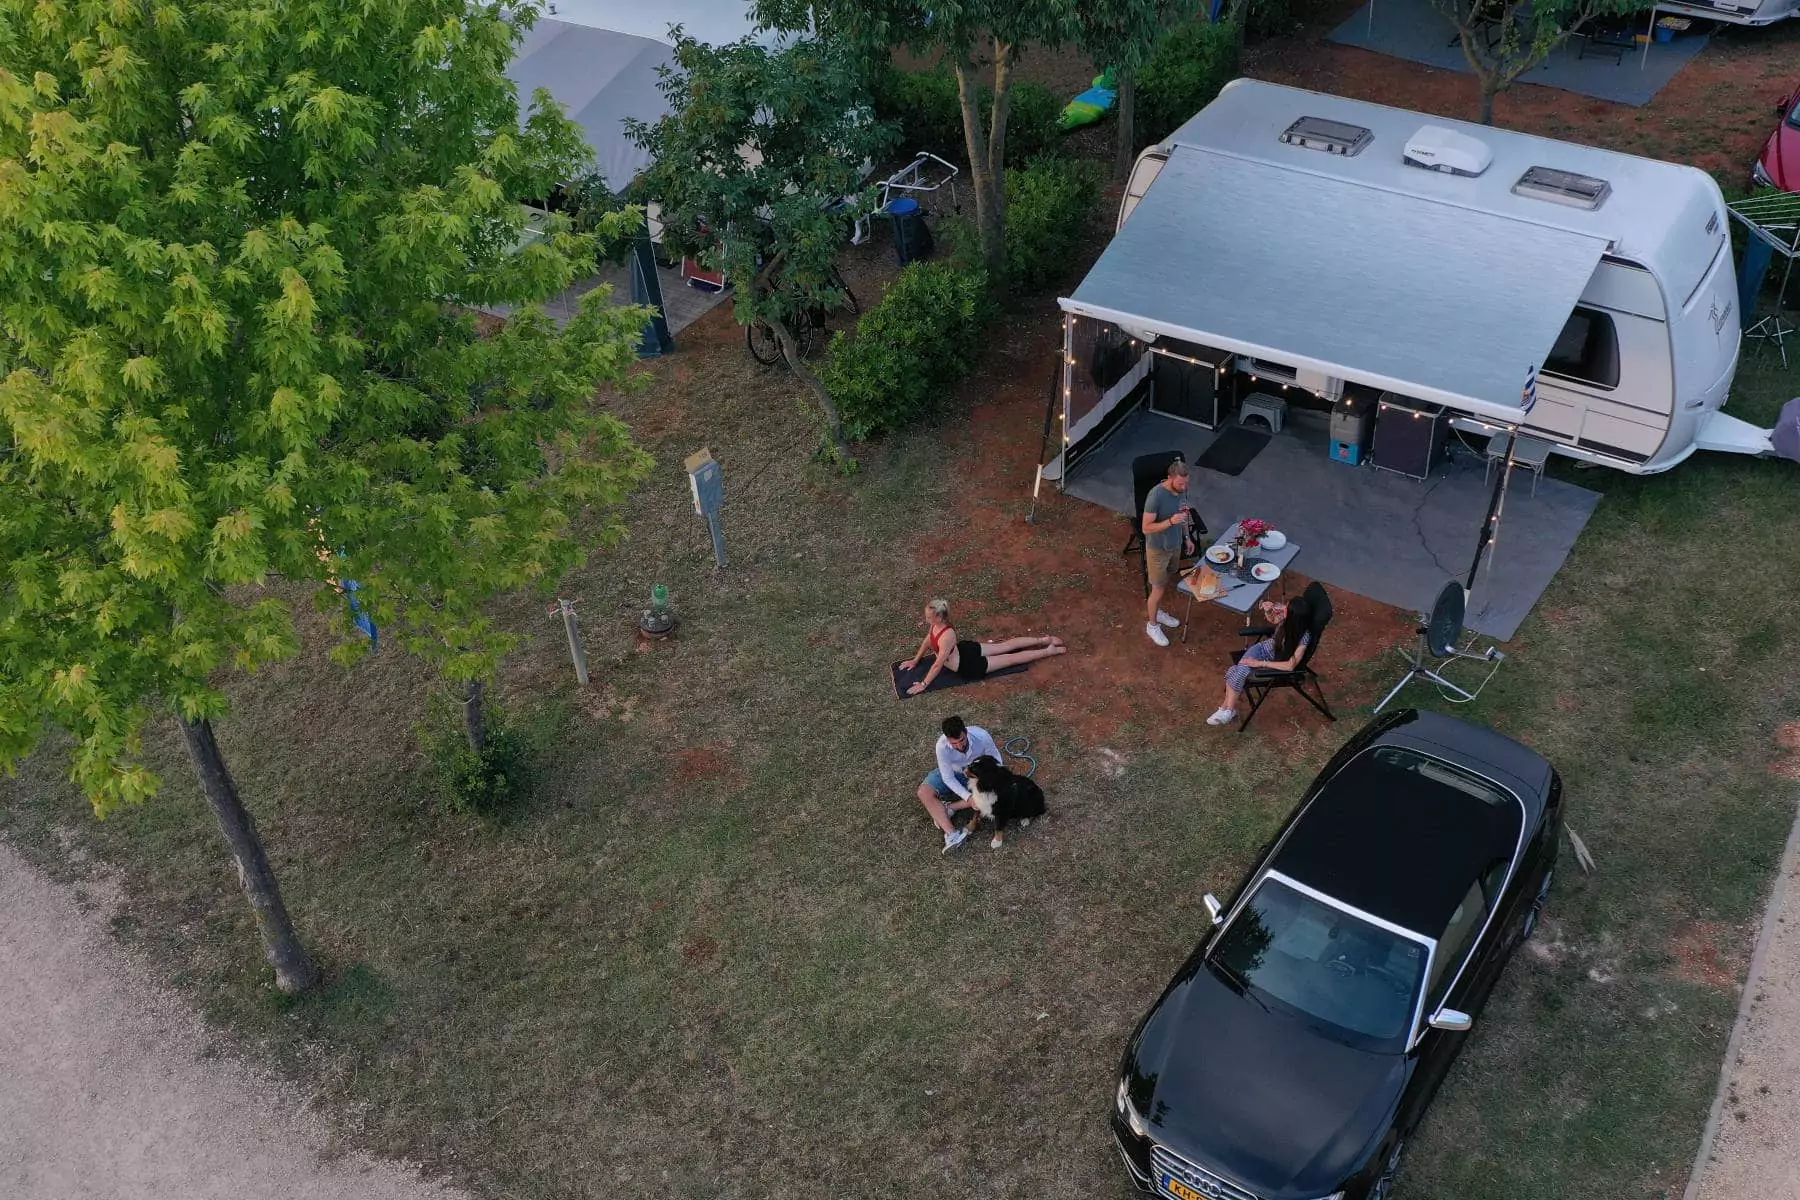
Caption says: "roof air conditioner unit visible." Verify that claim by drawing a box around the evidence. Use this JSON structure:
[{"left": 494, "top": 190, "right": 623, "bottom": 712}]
[{"left": 1403, "top": 126, "right": 1493, "bottom": 177}]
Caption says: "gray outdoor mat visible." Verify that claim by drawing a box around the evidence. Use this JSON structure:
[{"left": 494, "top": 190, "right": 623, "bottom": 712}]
[
  {"left": 1326, "top": 0, "right": 1709, "bottom": 109},
  {"left": 1063, "top": 410, "right": 1601, "bottom": 641}
]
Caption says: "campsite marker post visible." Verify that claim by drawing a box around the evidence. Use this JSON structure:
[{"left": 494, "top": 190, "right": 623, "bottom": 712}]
[
  {"left": 554, "top": 598, "right": 590, "bottom": 687},
  {"left": 686, "top": 448, "right": 726, "bottom": 568}
]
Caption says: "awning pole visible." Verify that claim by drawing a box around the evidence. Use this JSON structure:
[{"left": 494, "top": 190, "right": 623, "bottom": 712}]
[
  {"left": 1027, "top": 318, "right": 1071, "bottom": 523},
  {"left": 1465, "top": 429, "right": 1517, "bottom": 605}
]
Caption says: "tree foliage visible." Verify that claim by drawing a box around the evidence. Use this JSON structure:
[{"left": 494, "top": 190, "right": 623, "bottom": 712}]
[
  {"left": 762, "top": 0, "right": 1080, "bottom": 276},
  {"left": 1432, "top": 0, "right": 1635, "bottom": 124},
  {"left": 0, "top": 0, "right": 650, "bottom": 989},
  {"left": 629, "top": 31, "right": 893, "bottom": 463}
]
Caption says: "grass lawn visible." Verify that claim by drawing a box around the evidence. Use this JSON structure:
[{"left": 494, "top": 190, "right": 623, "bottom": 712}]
[{"left": 5, "top": 293, "right": 1796, "bottom": 1200}]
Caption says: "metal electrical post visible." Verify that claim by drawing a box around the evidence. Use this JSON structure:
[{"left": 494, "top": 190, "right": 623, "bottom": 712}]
[{"left": 685, "top": 447, "right": 726, "bottom": 568}]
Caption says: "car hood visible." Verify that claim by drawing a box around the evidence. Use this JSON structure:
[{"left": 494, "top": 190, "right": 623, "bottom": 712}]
[{"left": 1129, "top": 965, "right": 1409, "bottom": 1198}]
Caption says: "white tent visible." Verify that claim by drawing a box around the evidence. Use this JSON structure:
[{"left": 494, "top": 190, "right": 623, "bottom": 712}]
[{"left": 507, "top": 2, "right": 785, "bottom": 190}]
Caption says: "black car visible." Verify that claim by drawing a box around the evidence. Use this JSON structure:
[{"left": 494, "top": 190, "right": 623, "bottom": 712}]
[{"left": 1113, "top": 709, "right": 1562, "bottom": 1200}]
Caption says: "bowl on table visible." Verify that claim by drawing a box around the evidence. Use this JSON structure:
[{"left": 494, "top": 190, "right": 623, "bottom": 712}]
[{"left": 1258, "top": 529, "right": 1287, "bottom": 551}]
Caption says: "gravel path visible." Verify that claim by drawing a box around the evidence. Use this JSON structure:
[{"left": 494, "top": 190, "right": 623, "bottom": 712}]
[
  {"left": 0, "top": 841, "right": 466, "bottom": 1200},
  {"left": 1686, "top": 807, "right": 1800, "bottom": 1200}
]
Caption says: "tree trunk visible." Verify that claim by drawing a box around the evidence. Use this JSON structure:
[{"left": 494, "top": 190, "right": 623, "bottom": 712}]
[
  {"left": 1479, "top": 80, "right": 1497, "bottom": 125},
  {"left": 462, "top": 677, "right": 488, "bottom": 755},
  {"left": 177, "top": 715, "right": 319, "bottom": 995},
  {"left": 1114, "top": 71, "right": 1137, "bottom": 182},
  {"left": 774, "top": 316, "right": 854, "bottom": 466},
  {"left": 952, "top": 58, "right": 1004, "bottom": 276}
]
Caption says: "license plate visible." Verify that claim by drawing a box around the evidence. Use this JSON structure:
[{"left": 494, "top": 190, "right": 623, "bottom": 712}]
[{"left": 1161, "top": 1176, "right": 1205, "bottom": 1200}]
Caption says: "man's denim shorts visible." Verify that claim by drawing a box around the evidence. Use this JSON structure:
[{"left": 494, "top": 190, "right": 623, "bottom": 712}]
[{"left": 922, "top": 768, "right": 965, "bottom": 800}]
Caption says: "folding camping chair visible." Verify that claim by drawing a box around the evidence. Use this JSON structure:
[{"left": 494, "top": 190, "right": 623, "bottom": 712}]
[{"left": 1227, "top": 581, "right": 1336, "bottom": 732}]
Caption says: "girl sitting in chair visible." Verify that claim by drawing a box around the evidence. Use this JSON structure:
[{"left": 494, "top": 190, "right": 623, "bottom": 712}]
[
  {"left": 902, "top": 599, "right": 1066, "bottom": 695},
  {"left": 1207, "top": 595, "right": 1312, "bottom": 726}
]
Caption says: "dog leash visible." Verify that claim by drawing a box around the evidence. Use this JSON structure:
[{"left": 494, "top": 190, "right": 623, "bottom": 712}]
[{"left": 1001, "top": 735, "right": 1037, "bottom": 778}]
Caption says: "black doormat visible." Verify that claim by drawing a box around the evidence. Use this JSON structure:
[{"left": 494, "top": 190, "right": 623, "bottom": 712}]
[{"left": 1195, "top": 426, "right": 1272, "bottom": 477}]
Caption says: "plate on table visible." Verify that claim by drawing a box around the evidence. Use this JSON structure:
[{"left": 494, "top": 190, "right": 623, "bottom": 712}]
[
  {"left": 1251, "top": 562, "right": 1281, "bottom": 583},
  {"left": 1205, "top": 545, "right": 1235, "bottom": 565}
]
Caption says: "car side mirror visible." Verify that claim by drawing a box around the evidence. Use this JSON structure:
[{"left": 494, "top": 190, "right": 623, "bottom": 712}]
[
  {"left": 1204, "top": 894, "right": 1224, "bottom": 925},
  {"left": 1429, "top": 1008, "right": 1473, "bottom": 1033}
]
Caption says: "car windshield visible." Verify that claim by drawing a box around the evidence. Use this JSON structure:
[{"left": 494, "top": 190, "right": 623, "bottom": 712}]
[
  {"left": 1789, "top": 103, "right": 1800, "bottom": 130},
  {"left": 1209, "top": 877, "right": 1427, "bottom": 1052}
]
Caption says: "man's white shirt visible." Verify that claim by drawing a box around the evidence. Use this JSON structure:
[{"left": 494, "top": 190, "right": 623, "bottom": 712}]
[{"left": 935, "top": 726, "right": 1001, "bottom": 800}]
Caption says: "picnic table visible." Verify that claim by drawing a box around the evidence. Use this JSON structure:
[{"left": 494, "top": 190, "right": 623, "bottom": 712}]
[{"left": 1175, "top": 520, "right": 1302, "bottom": 641}]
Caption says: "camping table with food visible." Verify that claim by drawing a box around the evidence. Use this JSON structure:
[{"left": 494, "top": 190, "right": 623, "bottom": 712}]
[{"left": 1176, "top": 520, "right": 1301, "bottom": 638}]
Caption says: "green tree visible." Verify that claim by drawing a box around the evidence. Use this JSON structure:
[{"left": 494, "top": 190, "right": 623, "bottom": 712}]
[
  {"left": 762, "top": 0, "right": 1079, "bottom": 276},
  {"left": 1432, "top": 0, "right": 1633, "bottom": 124},
  {"left": 0, "top": 0, "right": 649, "bottom": 993},
  {"left": 629, "top": 31, "right": 893, "bottom": 464},
  {"left": 1074, "top": 0, "right": 1182, "bottom": 180}
]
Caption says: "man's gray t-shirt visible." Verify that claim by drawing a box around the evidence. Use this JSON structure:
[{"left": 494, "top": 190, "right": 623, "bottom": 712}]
[{"left": 1145, "top": 482, "right": 1187, "bottom": 551}]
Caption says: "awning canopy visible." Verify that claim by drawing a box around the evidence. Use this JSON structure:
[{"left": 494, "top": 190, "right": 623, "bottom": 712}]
[{"left": 1062, "top": 151, "right": 1611, "bottom": 423}]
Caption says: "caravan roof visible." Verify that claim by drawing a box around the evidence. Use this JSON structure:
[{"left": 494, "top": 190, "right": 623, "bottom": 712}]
[
  {"left": 1061, "top": 80, "right": 1728, "bottom": 423},
  {"left": 1165, "top": 80, "right": 1726, "bottom": 300}
]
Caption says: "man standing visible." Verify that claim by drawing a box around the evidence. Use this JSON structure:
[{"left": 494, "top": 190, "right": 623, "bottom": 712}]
[
  {"left": 917, "top": 715, "right": 1001, "bottom": 852},
  {"left": 1141, "top": 458, "right": 1193, "bottom": 647}
]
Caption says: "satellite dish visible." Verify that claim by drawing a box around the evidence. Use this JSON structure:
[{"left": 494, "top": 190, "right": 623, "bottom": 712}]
[
  {"left": 1425, "top": 581, "right": 1465, "bottom": 657},
  {"left": 1373, "top": 580, "right": 1501, "bottom": 713}
]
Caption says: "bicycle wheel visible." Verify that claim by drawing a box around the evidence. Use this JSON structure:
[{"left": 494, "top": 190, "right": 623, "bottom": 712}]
[{"left": 746, "top": 319, "right": 785, "bottom": 366}]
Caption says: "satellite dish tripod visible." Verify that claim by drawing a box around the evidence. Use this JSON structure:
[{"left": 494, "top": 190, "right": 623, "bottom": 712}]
[{"left": 1373, "top": 581, "right": 1504, "bottom": 713}]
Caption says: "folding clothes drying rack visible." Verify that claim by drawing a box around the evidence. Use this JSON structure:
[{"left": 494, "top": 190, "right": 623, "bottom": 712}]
[
  {"left": 1729, "top": 192, "right": 1800, "bottom": 367},
  {"left": 851, "top": 152, "right": 960, "bottom": 245}
]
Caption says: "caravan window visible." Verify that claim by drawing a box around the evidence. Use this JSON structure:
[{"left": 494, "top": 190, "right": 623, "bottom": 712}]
[{"left": 1543, "top": 307, "right": 1620, "bottom": 390}]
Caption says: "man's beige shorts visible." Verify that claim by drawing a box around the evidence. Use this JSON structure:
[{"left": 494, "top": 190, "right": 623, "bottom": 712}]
[{"left": 1145, "top": 545, "right": 1181, "bottom": 587}]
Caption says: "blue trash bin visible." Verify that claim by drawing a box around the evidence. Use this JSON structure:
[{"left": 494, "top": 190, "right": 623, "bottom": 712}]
[{"left": 888, "top": 197, "right": 934, "bottom": 267}]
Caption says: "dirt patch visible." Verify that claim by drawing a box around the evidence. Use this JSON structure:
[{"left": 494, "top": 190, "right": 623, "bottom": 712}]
[
  {"left": 1774, "top": 723, "right": 1800, "bottom": 782},
  {"left": 673, "top": 744, "right": 737, "bottom": 783},
  {"left": 1238, "top": 4, "right": 1799, "bottom": 183},
  {"left": 681, "top": 935, "right": 721, "bottom": 965},
  {"left": 1669, "top": 922, "right": 1742, "bottom": 991}
]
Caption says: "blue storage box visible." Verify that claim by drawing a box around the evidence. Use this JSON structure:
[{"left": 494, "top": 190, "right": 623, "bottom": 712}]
[{"left": 1330, "top": 440, "right": 1363, "bottom": 465}]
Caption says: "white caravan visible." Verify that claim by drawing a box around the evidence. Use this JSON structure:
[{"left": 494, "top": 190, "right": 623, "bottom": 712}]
[
  {"left": 1651, "top": 0, "right": 1799, "bottom": 27},
  {"left": 1067, "top": 79, "right": 1776, "bottom": 475}
]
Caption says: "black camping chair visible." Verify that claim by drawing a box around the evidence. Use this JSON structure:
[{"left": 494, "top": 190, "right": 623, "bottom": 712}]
[
  {"left": 1229, "top": 581, "right": 1336, "bottom": 732},
  {"left": 1123, "top": 452, "right": 1207, "bottom": 593}
]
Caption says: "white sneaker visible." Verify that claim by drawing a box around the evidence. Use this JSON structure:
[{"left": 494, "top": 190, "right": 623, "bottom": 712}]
[
  {"left": 942, "top": 828, "right": 969, "bottom": 853},
  {"left": 1146, "top": 622, "right": 1170, "bottom": 647},
  {"left": 1206, "top": 708, "right": 1237, "bottom": 726},
  {"left": 1156, "top": 610, "right": 1181, "bottom": 629}
]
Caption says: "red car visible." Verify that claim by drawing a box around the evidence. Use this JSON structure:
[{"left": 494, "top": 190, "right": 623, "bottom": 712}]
[{"left": 1753, "top": 81, "right": 1800, "bottom": 192}]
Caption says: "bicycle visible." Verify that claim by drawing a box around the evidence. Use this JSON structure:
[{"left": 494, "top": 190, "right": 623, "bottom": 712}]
[{"left": 744, "top": 267, "right": 859, "bottom": 366}]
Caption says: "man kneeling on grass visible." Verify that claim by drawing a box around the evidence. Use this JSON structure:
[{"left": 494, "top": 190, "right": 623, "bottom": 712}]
[{"left": 917, "top": 715, "right": 1000, "bottom": 853}]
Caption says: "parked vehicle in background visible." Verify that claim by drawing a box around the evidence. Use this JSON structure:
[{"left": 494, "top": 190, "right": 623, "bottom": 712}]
[
  {"left": 1751, "top": 80, "right": 1800, "bottom": 193},
  {"left": 1112, "top": 709, "right": 1563, "bottom": 1200}
]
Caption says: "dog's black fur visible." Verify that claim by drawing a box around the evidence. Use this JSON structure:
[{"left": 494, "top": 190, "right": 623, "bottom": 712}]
[{"left": 964, "top": 755, "right": 1047, "bottom": 848}]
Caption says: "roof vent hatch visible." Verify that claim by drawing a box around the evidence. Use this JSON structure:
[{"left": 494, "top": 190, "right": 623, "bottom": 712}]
[
  {"left": 1279, "top": 115, "right": 1373, "bottom": 157},
  {"left": 1513, "top": 166, "right": 1612, "bottom": 211}
]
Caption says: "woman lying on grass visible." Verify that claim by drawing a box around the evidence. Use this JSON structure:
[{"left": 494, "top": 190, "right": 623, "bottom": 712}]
[
  {"left": 1207, "top": 595, "right": 1311, "bottom": 725},
  {"left": 902, "top": 598, "right": 1066, "bottom": 695}
]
